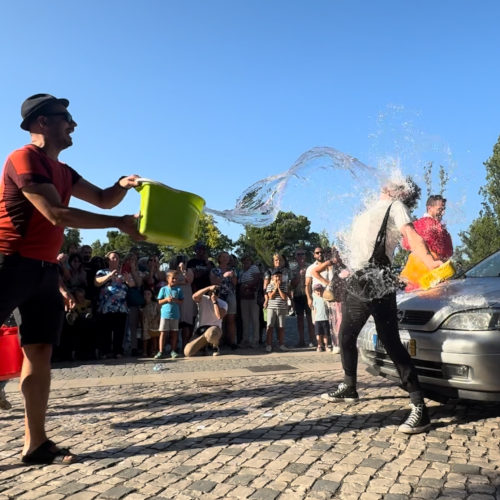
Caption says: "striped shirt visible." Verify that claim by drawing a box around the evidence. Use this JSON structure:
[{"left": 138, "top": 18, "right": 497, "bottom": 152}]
[
  {"left": 266, "top": 281, "right": 288, "bottom": 311},
  {"left": 239, "top": 264, "right": 260, "bottom": 285}
]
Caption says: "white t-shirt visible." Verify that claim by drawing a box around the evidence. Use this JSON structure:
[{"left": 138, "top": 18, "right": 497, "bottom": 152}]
[
  {"left": 198, "top": 295, "right": 228, "bottom": 329},
  {"left": 306, "top": 261, "right": 332, "bottom": 288},
  {"left": 348, "top": 199, "right": 411, "bottom": 271}
]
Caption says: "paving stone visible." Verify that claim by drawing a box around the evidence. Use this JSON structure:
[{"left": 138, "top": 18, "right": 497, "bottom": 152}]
[
  {"left": 359, "top": 494, "right": 384, "bottom": 500},
  {"left": 248, "top": 488, "right": 280, "bottom": 500},
  {"left": 388, "top": 483, "right": 412, "bottom": 495},
  {"left": 418, "top": 478, "right": 445, "bottom": 488},
  {"left": 100, "top": 486, "right": 137, "bottom": 499},
  {"left": 284, "top": 462, "right": 309, "bottom": 475},
  {"left": 360, "top": 458, "right": 386, "bottom": 469},
  {"left": 467, "top": 483, "right": 496, "bottom": 494},
  {"left": 411, "top": 486, "right": 440, "bottom": 499},
  {"left": 423, "top": 452, "right": 449, "bottom": 463},
  {"left": 1, "top": 348, "right": 499, "bottom": 500},
  {"left": 17, "top": 489, "right": 55, "bottom": 500},
  {"left": 53, "top": 482, "right": 88, "bottom": 495},
  {"left": 450, "top": 464, "right": 481, "bottom": 475},
  {"left": 227, "top": 485, "right": 255, "bottom": 498},
  {"left": 228, "top": 474, "right": 258, "bottom": 486},
  {"left": 115, "top": 467, "right": 144, "bottom": 479},
  {"left": 186, "top": 479, "right": 217, "bottom": 492},
  {"left": 368, "top": 440, "right": 391, "bottom": 449},
  {"left": 437, "top": 491, "right": 467, "bottom": 499},
  {"left": 311, "top": 479, "right": 341, "bottom": 494},
  {"left": 65, "top": 492, "right": 99, "bottom": 500},
  {"left": 466, "top": 495, "right": 497, "bottom": 500}
]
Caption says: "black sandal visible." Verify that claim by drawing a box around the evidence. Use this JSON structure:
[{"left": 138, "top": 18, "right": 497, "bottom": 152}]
[{"left": 21, "top": 440, "right": 77, "bottom": 465}]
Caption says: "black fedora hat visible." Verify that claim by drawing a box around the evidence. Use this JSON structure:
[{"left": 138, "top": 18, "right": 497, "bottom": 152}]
[{"left": 20, "top": 93, "right": 69, "bottom": 131}]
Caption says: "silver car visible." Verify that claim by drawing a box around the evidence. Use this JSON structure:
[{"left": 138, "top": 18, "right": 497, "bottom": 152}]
[{"left": 358, "top": 250, "right": 500, "bottom": 402}]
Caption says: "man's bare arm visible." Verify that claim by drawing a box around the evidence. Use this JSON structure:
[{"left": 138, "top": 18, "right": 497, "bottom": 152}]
[
  {"left": 22, "top": 183, "right": 144, "bottom": 240},
  {"left": 311, "top": 264, "right": 330, "bottom": 286},
  {"left": 192, "top": 285, "right": 217, "bottom": 303},
  {"left": 71, "top": 175, "right": 141, "bottom": 209},
  {"left": 401, "top": 223, "right": 443, "bottom": 269}
]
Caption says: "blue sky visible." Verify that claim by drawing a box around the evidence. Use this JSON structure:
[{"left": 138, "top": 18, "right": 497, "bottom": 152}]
[{"left": 1, "top": 1, "right": 499, "bottom": 249}]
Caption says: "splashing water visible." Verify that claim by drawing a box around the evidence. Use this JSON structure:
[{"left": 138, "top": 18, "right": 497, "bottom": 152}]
[
  {"left": 203, "top": 106, "right": 460, "bottom": 300},
  {"left": 205, "top": 146, "right": 413, "bottom": 301},
  {"left": 368, "top": 104, "right": 464, "bottom": 226},
  {"left": 449, "top": 295, "right": 489, "bottom": 309},
  {"left": 206, "top": 106, "right": 460, "bottom": 245},
  {"left": 205, "top": 146, "right": 377, "bottom": 229}
]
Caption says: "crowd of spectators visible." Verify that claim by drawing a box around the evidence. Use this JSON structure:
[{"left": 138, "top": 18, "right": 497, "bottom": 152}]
[{"left": 53, "top": 241, "right": 343, "bottom": 361}]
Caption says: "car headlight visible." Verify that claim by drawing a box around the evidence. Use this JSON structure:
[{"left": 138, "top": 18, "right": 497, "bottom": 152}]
[{"left": 441, "top": 309, "right": 500, "bottom": 331}]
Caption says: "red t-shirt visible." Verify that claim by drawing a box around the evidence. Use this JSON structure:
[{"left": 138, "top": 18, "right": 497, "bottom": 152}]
[
  {"left": 402, "top": 216, "right": 453, "bottom": 261},
  {"left": 0, "top": 145, "right": 81, "bottom": 262}
]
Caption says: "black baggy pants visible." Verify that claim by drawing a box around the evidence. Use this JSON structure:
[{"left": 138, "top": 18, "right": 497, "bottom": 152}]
[{"left": 339, "top": 291, "right": 423, "bottom": 403}]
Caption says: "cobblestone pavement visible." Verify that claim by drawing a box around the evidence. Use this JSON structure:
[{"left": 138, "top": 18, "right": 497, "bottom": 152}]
[{"left": 1, "top": 322, "right": 500, "bottom": 499}]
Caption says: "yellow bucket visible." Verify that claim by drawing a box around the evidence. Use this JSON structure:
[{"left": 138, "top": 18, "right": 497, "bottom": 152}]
[
  {"left": 135, "top": 178, "right": 205, "bottom": 248},
  {"left": 418, "top": 260, "right": 455, "bottom": 290},
  {"left": 400, "top": 253, "right": 430, "bottom": 287}
]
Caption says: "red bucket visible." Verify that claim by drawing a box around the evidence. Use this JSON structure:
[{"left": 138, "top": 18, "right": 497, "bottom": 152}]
[{"left": 0, "top": 326, "right": 23, "bottom": 381}]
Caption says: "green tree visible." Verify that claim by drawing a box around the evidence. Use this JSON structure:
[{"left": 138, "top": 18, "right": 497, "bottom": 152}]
[
  {"left": 61, "top": 228, "right": 82, "bottom": 253},
  {"left": 458, "top": 135, "right": 500, "bottom": 266},
  {"left": 91, "top": 240, "right": 105, "bottom": 257},
  {"left": 392, "top": 245, "right": 410, "bottom": 269},
  {"left": 156, "top": 212, "right": 233, "bottom": 263},
  {"left": 100, "top": 231, "right": 134, "bottom": 256},
  {"left": 318, "top": 230, "right": 331, "bottom": 250},
  {"left": 422, "top": 161, "right": 450, "bottom": 198},
  {"left": 89, "top": 213, "right": 232, "bottom": 263},
  {"left": 194, "top": 213, "right": 233, "bottom": 254},
  {"left": 234, "top": 211, "right": 321, "bottom": 266},
  {"left": 423, "top": 162, "right": 433, "bottom": 198},
  {"left": 91, "top": 232, "right": 161, "bottom": 259}
]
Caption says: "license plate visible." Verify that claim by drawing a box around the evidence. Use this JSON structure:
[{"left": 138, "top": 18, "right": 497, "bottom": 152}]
[{"left": 372, "top": 329, "right": 416, "bottom": 356}]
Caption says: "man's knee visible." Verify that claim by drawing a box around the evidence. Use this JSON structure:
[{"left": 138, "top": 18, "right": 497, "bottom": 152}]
[
  {"left": 203, "top": 326, "right": 221, "bottom": 346},
  {"left": 22, "top": 343, "right": 53, "bottom": 365}
]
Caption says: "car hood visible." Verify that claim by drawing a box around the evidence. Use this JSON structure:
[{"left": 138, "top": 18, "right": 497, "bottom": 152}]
[{"left": 396, "top": 277, "right": 500, "bottom": 331}]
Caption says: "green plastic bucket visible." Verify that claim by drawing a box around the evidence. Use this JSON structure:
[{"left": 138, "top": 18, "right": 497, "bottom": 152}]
[{"left": 135, "top": 178, "right": 205, "bottom": 248}]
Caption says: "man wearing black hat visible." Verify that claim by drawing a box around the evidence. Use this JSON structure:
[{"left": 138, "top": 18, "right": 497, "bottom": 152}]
[{"left": 0, "top": 93, "right": 144, "bottom": 464}]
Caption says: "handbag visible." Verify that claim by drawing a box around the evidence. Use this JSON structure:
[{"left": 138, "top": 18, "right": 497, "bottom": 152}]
[
  {"left": 346, "top": 204, "right": 401, "bottom": 301},
  {"left": 322, "top": 269, "right": 347, "bottom": 302},
  {"left": 0, "top": 326, "right": 23, "bottom": 381}
]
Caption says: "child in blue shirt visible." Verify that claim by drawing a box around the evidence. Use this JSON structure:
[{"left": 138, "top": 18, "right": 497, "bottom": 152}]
[{"left": 155, "top": 270, "right": 184, "bottom": 359}]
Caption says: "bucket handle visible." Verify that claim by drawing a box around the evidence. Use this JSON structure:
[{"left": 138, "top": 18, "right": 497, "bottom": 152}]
[{"left": 135, "top": 178, "right": 182, "bottom": 193}]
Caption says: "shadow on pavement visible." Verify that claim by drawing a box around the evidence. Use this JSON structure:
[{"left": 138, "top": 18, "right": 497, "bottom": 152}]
[
  {"left": 111, "top": 408, "right": 249, "bottom": 429},
  {"left": 50, "top": 346, "right": 317, "bottom": 370},
  {"left": 74, "top": 401, "right": 500, "bottom": 462},
  {"left": 41, "top": 379, "right": 400, "bottom": 418}
]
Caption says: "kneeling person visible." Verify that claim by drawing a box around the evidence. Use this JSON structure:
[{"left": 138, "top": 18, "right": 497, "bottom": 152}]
[{"left": 185, "top": 285, "right": 228, "bottom": 357}]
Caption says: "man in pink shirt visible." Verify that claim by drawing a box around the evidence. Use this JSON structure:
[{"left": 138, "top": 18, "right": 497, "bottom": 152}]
[{"left": 403, "top": 194, "right": 453, "bottom": 261}]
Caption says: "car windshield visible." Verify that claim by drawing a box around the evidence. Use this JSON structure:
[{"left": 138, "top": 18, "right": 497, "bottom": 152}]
[{"left": 465, "top": 250, "right": 500, "bottom": 278}]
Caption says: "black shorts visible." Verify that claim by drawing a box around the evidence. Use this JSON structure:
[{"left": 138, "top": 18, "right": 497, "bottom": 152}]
[
  {"left": 293, "top": 295, "right": 311, "bottom": 316},
  {"left": 0, "top": 253, "right": 64, "bottom": 346},
  {"left": 314, "top": 320, "right": 330, "bottom": 337}
]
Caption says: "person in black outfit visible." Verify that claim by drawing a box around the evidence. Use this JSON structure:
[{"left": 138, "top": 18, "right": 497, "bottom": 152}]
[{"left": 321, "top": 180, "right": 443, "bottom": 434}]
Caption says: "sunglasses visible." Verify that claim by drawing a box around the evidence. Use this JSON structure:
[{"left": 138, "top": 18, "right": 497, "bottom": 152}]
[
  {"left": 314, "top": 251, "right": 324, "bottom": 254},
  {"left": 296, "top": 253, "right": 305, "bottom": 256},
  {"left": 44, "top": 111, "right": 74, "bottom": 124}
]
